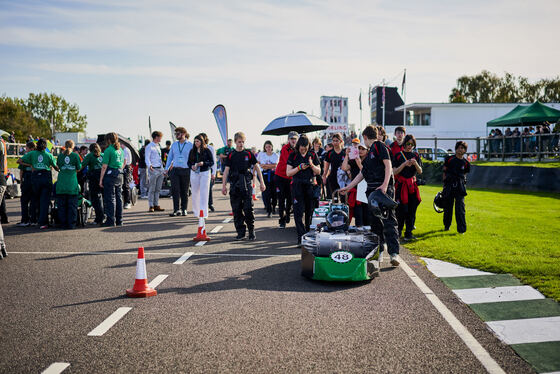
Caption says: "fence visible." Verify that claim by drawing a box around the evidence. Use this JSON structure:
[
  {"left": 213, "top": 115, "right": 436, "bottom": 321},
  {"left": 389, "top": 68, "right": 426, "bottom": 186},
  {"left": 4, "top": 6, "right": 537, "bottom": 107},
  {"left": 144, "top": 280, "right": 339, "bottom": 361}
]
[
  {"left": 415, "top": 133, "right": 559, "bottom": 162},
  {"left": 6, "top": 143, "right": 64, "bottom": 158}
]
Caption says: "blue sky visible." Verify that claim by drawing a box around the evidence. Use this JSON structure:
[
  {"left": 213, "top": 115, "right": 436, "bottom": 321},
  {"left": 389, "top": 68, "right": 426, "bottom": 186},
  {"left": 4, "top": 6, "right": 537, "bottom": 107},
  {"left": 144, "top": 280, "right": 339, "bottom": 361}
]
[{"left": 1, "top": 0, "right": 558, "bottom": 149}]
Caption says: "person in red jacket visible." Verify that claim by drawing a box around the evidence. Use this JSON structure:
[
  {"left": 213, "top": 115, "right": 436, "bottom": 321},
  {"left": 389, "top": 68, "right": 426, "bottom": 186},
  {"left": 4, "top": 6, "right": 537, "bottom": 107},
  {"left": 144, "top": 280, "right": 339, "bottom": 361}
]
[
  {"left": 389, "top": 126, "right": 406, "bottom": 157},
  {"left": 274, "top": 131, "right": 298, "bottom": 228}
]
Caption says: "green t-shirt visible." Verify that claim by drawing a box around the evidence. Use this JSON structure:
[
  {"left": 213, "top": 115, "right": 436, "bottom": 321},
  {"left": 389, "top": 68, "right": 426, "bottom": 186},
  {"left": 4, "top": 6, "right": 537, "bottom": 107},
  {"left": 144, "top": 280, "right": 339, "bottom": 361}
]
[
  {"left": 102, "top": 145, "right": 124, "bottom": 169},
  {"left": 56, "top": 152, "right": 82, "bottom": 195},
  {"left": 20, "top": 150, "right": 56, "bottom": 171},
  {"left": 82, "top": 152, "right": 104, "bottom": 171},
  {"left": 217, "top": 146, "right": 234, "bottom": 156}
]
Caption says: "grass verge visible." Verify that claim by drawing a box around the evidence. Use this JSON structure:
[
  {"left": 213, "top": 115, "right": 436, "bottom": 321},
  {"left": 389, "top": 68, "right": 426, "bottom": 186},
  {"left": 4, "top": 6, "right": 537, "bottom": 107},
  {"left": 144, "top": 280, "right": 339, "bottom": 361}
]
[{"left": 405, "top": 185, "right": 560, "bottom": 301}]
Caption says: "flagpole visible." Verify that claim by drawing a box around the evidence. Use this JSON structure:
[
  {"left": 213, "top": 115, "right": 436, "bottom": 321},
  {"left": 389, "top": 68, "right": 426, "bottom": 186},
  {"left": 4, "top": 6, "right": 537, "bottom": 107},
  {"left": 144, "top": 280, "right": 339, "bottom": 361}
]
[
  {"left": 402, "top": 68, "right": 407, "bottom": 127},
  {"left": 359, "top": 89, "right": 363, "bottom": 135},
  {"left": 382, "top": 80, "right": 386, "bottom": 127}
]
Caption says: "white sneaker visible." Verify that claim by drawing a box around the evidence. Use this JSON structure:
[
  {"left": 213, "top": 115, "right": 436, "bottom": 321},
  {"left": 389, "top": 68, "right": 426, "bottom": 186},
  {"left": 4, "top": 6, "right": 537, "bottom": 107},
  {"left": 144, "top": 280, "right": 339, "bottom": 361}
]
[
  {"left": 123, "top": 203, "right": 132, "bottom": 209},
  {"left": 16, "top": 222, "right": 30, "bottom": 227},
  {"left": 390, "top": 254, "right": 400, "bottom": 266},
  {"left": 378, "top": 250, "right": 384, "bottom": 263}
]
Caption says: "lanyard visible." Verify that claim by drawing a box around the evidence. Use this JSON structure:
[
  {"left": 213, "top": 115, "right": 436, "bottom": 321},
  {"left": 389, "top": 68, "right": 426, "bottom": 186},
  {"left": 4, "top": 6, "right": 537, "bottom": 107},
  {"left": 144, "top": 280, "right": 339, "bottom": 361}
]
[{"left": 178, "top": 141, "right": 187, "bottom": 155}]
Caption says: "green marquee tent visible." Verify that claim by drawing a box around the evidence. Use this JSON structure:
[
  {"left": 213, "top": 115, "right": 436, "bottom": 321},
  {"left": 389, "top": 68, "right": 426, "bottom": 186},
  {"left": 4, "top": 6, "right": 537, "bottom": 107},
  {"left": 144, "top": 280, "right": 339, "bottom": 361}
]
[{"left": 487, "top": 101, "right": 560, "bottom": 127}]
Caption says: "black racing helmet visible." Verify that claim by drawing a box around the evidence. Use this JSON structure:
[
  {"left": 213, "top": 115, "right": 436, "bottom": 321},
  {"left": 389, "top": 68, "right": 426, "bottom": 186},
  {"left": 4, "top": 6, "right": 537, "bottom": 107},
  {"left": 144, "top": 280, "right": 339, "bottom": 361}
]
[
  {"left": 326, "top": 209, "right": 349, "bottom": 231},
  {"left": 433, "top": 191, "right": 445, "bottom": 213},
  {"left": 368, "top": 190, "right": 398, "bottom": 219}
]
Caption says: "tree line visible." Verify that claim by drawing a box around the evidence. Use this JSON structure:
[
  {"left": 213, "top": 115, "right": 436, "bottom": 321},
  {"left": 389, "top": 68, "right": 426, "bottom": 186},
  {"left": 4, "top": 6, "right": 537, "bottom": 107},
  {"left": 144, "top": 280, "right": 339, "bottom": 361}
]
[
  {"left": 449, "top": 70, "right": 560, "bottom": 103},
  {"left": 0, "top": 93, "right": 87, "bottom": 142}
]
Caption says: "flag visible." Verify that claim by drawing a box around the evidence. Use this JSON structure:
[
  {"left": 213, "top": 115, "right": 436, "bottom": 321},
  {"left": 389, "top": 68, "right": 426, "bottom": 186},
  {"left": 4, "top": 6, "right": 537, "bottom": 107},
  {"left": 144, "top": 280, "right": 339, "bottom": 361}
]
[
  {"left": 402, "top": 69, "right": 406, "bottom": 93},
  {"left": 148, "top": 116, "right": 152, "bottom": 135},
  {"left": 169, "top": 121, "right": 177, "bottom": 140},
  {"left": 359, "top": 91, "right": 362, "bottom": 111},
  {"left": 212, "top": 104, "right": 228, "bottom": 147}
]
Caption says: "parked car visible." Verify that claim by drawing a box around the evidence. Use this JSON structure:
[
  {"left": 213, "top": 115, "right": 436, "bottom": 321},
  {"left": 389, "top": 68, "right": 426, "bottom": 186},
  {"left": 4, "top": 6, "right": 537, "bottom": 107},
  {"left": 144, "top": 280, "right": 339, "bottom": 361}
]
[{"left": 416, "top": 147, "right": 452, "bottom": 161}]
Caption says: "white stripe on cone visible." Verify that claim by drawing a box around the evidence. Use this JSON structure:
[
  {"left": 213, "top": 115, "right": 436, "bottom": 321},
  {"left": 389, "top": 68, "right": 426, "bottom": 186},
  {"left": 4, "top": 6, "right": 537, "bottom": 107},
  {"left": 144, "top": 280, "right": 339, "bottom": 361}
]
[{"left": 135, "top": 258, "right": 147, "bottom": 280}]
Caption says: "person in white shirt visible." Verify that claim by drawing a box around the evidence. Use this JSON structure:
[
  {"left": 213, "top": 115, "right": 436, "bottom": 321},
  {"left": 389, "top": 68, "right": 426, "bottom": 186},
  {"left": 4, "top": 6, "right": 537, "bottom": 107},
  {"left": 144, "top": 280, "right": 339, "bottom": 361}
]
[
  {"left": 122, "top": 144, "right": 133, "bottom": 209},
  {"left": 165, "top": 127, "right": 193, "bottom": 216},
  {"left": 257, "top": 140, "right": 279, "bottom": 217},
  {"left": 200, "top": 133, "right": 217, "bottom": 212},
  {"left": 145, "top": 131, "right": 165, "bottom": 212}
]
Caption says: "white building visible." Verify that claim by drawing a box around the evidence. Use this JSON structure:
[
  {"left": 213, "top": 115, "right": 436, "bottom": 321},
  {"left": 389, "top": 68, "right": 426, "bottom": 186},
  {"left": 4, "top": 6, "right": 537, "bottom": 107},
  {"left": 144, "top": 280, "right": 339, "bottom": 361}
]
[
  {"left": 389, "top": 102, "right": 560, "bottom": 151},
  {"left": 320, "top": 96, "right": 348, "bottom": 134}
]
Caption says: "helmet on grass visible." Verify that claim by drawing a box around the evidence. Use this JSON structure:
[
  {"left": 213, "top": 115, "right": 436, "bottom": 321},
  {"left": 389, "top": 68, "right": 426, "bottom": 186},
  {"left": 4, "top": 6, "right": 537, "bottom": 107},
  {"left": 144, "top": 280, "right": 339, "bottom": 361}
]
[{"left": 433, "top": 191, "right": 445, "bottom": 213}]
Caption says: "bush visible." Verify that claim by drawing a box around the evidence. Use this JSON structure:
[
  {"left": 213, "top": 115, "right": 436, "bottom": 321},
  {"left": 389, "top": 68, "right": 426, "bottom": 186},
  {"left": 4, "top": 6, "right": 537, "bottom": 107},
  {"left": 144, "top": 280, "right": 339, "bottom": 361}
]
[{"left": 419, "top": 160, "right": 443, "bottom": 184}]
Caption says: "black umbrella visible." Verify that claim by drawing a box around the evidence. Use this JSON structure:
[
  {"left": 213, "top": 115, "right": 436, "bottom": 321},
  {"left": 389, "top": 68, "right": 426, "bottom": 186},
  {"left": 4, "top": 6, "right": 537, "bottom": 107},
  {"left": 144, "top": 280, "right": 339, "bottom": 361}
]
[{"left": 262, "top": 112, "right": 330, "bottom": 136}]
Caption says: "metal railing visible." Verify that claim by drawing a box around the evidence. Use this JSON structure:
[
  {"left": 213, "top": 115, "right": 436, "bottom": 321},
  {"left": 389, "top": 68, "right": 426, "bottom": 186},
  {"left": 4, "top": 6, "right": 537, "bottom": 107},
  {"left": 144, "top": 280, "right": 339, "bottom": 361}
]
[
  {"left": 6, "top": 143, "right": 64, "bottom": 158},
  {"left": 415, "top": 133, "right": 559, "bottom": 162}
]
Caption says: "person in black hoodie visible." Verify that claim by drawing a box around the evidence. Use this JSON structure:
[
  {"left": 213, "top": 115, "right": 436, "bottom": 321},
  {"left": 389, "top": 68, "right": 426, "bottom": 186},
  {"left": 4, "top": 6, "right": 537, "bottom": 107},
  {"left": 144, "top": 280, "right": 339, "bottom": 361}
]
[{"left": 442, "top": 141, "right": 470, "bottom": 233}]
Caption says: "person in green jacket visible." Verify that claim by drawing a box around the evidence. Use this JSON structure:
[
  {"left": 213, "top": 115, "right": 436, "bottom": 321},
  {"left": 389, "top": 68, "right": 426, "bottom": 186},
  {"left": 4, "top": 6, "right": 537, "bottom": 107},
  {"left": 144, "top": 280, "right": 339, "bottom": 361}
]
[
  {"left": 99, "top": 132, "right": 126, "bottom": 226},
  {"left": 17, "top": 138, "right": 59, "bottom": 229},
  {"left": 56, "top": 140, "right": 82, "bottom": 229},
  {"left": 80, "top": 143, "right": 104, "bottom": 224}
]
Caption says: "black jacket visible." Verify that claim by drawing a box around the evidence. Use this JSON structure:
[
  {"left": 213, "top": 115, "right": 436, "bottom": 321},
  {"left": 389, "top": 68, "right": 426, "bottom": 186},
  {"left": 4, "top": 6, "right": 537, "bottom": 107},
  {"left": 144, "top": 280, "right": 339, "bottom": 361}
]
[{"left": 188, "top": 148, "right": 214, "bottom": 172}]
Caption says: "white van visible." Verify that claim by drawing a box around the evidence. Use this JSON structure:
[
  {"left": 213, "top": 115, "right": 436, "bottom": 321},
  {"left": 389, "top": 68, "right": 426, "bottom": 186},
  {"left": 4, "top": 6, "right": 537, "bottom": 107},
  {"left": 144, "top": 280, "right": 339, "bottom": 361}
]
[{"left": 416, "top": 147, "right": 452, "bottom": 162}]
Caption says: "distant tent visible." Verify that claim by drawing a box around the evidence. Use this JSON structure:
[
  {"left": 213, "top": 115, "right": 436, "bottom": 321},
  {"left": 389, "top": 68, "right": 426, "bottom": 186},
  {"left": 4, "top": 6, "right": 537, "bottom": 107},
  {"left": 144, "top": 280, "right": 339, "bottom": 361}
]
[{"left": 487, "top": 101, "right": 560, "bottom": 127}]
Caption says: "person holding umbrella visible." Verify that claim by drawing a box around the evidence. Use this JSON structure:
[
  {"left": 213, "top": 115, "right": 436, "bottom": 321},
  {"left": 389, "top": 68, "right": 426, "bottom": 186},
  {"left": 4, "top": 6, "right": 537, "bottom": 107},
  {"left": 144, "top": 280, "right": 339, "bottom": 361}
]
[{"left": 274, "top": 131, "right": 298, "bottom": 228}]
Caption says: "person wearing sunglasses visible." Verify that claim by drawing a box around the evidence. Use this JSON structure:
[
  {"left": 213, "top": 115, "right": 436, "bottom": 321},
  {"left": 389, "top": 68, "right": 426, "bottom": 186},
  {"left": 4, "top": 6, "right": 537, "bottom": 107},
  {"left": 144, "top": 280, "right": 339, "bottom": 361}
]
[{"left": 393, "top": 135, "right": 422, "bottom": 241}]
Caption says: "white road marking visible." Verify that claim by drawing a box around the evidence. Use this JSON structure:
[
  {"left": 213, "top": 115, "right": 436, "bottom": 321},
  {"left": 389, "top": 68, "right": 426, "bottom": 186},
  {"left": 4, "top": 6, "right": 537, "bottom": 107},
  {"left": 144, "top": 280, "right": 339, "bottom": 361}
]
[
  {"left": 486, "top": 316, "right": 560, "bottom": 345},
  {"left": 195, "top": 241, "right": 207, "bottom": 247},
  {"left": 210, "top": 225, "right": 223, "bottom": 233},
  {"left": 400, "top": 260, "right": 505, "bottom": 374},
  {"left": 223, "top": 217, "right": 233, "bottom": 223},
  {"left": 147, "top": 274, "right": 168, "bottom": 289},
  {"left": 453, "top": 286, "right": 544, "bottom": 305},
  {"left": 41, "top": 362, "right": 70, "bottom": 374},
  {"left": 173, "top": 251, "right": 194, "bottom": 264},
  {"left": 87, "top": 307, "right": 132, "bottom": 337},
  {"left": 421, "top": 257, "right": 493, "bottom": 278},
  {"left": 10, "top": 251, "right": 298, "bottom": 258}
]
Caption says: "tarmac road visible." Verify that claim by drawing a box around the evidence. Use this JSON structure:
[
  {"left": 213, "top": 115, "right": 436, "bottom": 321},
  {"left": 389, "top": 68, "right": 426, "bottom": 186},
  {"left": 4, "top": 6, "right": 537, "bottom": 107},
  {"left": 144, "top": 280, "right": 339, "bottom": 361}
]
[{"left": 0, "top": 186, "right": 535, "bottom": 373}]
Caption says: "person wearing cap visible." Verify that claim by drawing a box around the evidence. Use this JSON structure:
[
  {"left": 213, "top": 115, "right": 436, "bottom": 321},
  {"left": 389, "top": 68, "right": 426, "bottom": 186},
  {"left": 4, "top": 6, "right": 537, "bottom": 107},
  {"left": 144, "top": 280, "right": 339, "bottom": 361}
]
[
  {"left": 339, "top": 125, "right": 400, "bottom": 267},
  {"left": 274, "top": 131, "right": 298, "bottom": 228},
  {"left": 322, "top": 133, "right": 345, "bottom": 199},
  {"left": 165, "top": 127, "right": 193, "bottom": 216},
  {"left": 286, "top": 135, "right": 321, "bottom": 245},
  {"left": 341, "top": 140, "right": 369, "bottom": 228}
]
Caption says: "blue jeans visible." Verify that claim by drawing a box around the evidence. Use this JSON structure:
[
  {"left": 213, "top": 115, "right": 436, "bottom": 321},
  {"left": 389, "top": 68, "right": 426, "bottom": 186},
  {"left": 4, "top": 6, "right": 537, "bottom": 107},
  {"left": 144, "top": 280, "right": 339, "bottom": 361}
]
[
  {"left": 57, "top": 194, "right": 78, "bottom": 229},
  {"left": 32, "top": 171, "right": 53, "bottom": 226},
  {"left": 103, "top": 169, "right": 123, "bottom": 225}
]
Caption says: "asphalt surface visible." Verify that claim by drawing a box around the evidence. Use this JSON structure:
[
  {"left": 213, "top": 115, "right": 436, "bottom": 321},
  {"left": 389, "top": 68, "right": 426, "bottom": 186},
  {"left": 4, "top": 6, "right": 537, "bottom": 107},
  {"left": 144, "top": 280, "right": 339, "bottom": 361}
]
[{"left": 0, "top": 186, "right": 535, "bottom": 373}]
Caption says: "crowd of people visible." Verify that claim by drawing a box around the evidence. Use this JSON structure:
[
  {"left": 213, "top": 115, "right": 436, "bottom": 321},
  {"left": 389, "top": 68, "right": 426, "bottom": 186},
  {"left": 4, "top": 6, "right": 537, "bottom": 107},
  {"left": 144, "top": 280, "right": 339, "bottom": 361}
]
[
  {"left": 0, "top": 125, "right": 473, "bottom": 264},
  {"left": 487, "top": 123, "right": 558, "bottom": 157}
]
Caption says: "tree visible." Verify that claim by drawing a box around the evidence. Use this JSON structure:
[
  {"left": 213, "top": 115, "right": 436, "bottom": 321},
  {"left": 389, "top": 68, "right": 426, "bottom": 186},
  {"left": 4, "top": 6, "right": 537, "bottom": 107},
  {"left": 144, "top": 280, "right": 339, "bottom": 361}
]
[
  {"left": 0, "top": 96, "right": 51, "bottom": 142},
  {"left": 449, "top": 71, "right": 560, "bottom": 103},
  {"left": 23, "top": 93, "right": 87, "bottom": 133}
]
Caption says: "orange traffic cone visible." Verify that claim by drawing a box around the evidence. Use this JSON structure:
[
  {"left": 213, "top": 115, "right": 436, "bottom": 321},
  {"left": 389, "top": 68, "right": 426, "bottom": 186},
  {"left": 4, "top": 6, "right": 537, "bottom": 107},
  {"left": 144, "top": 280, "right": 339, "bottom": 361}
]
[
  {"left": 193, "top": 210, "right": 211, "bottom": 241},
  {"left": 126, "top": 247, "right": 157, "bottom": 298},
  {"left": 252, "top": 183, "right": 259, "bottom": 201}
]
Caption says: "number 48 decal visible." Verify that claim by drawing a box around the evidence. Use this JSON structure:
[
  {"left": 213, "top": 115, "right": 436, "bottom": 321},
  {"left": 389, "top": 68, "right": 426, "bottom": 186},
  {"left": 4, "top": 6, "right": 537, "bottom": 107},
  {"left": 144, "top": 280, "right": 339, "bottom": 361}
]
[{"left": 330, "top": 251, "right": 353, "bottom": 263}]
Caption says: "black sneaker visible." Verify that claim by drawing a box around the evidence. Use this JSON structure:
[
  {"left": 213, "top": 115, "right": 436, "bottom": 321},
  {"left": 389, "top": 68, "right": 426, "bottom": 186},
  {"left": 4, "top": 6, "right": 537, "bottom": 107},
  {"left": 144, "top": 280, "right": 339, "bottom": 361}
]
[
  {"left": 267, "top": 212, "right": 271, "bottom": 218},
  {"left": 209, "top": 205, "right": 215, "bottom": 212},
  {"left": 444, "top": 226, "right": 450, "bottom": 231},
  {"left": 181, "top": 210, "right": 187, "bottom": 216},
  {"left": 0, "top": 246, "right": 6, "bottom": 258},
  {"left": 169, "top": 211, "right": 180, "bottom": 217},
  {"left": 285, "top": 215, "right": 290, "bottom": 224},
  {"left": 279, "top": 222, "right": 286, "bottom": 229},
  {"left": 248, "top": 231, "right": 256, "bottom": 241},
  {"left": 235, "top": 233, "right": 246, "bottom": 240}
]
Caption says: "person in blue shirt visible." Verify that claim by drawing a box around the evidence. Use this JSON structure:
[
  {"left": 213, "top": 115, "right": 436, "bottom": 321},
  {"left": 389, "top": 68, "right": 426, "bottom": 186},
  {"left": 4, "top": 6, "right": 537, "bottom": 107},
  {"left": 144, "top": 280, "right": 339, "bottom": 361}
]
[{"left": 165, "top": 127, "right": 193, "bottom": 216}]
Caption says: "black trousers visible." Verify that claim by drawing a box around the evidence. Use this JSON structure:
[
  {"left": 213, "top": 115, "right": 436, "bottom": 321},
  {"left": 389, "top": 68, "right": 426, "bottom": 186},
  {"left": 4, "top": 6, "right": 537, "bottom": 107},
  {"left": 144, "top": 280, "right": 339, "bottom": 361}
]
[
  {"left": 57, "top": 194, "right": 78, "bottom": 229},
  {"left": 170, "top": 167, "right": 190, "bottom": 212},
  {"left": 354, "top": 201, "right": 369, "bottom": 227},
  {"left": 262, "top": 171, "right": 277, "bottom": 213},
  {"left": 368, "top": 185, "right": 400, "bottom": 255},
  {"left": 21, "top": 171, "right": 37, "bottom": 223},
  {"left": 230, "top": 184, "right": 254, "bottom": 235},
  {"left": 122, "top": 165, "right": 132, "bottom": 204},
  {"left": 443, "top": 195, "right": 466, "bottom": 233},
  {"left": 208, "top": 177, "right": 214, "bottom": 207},
  {"left": 292, "top": 181, "right": 314, "bottom": 240},
  {"left": 274, "top": 175, "right": 291, "bottom": 224},
  {"left": 88, "top": 170, "right": 104, "bottom": 224},
  {"left": 396, "top": 193, "right": 420, "bottom": 237},
  {"left": 32, "top": 171, "right": 53, "bottom": 226}
]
